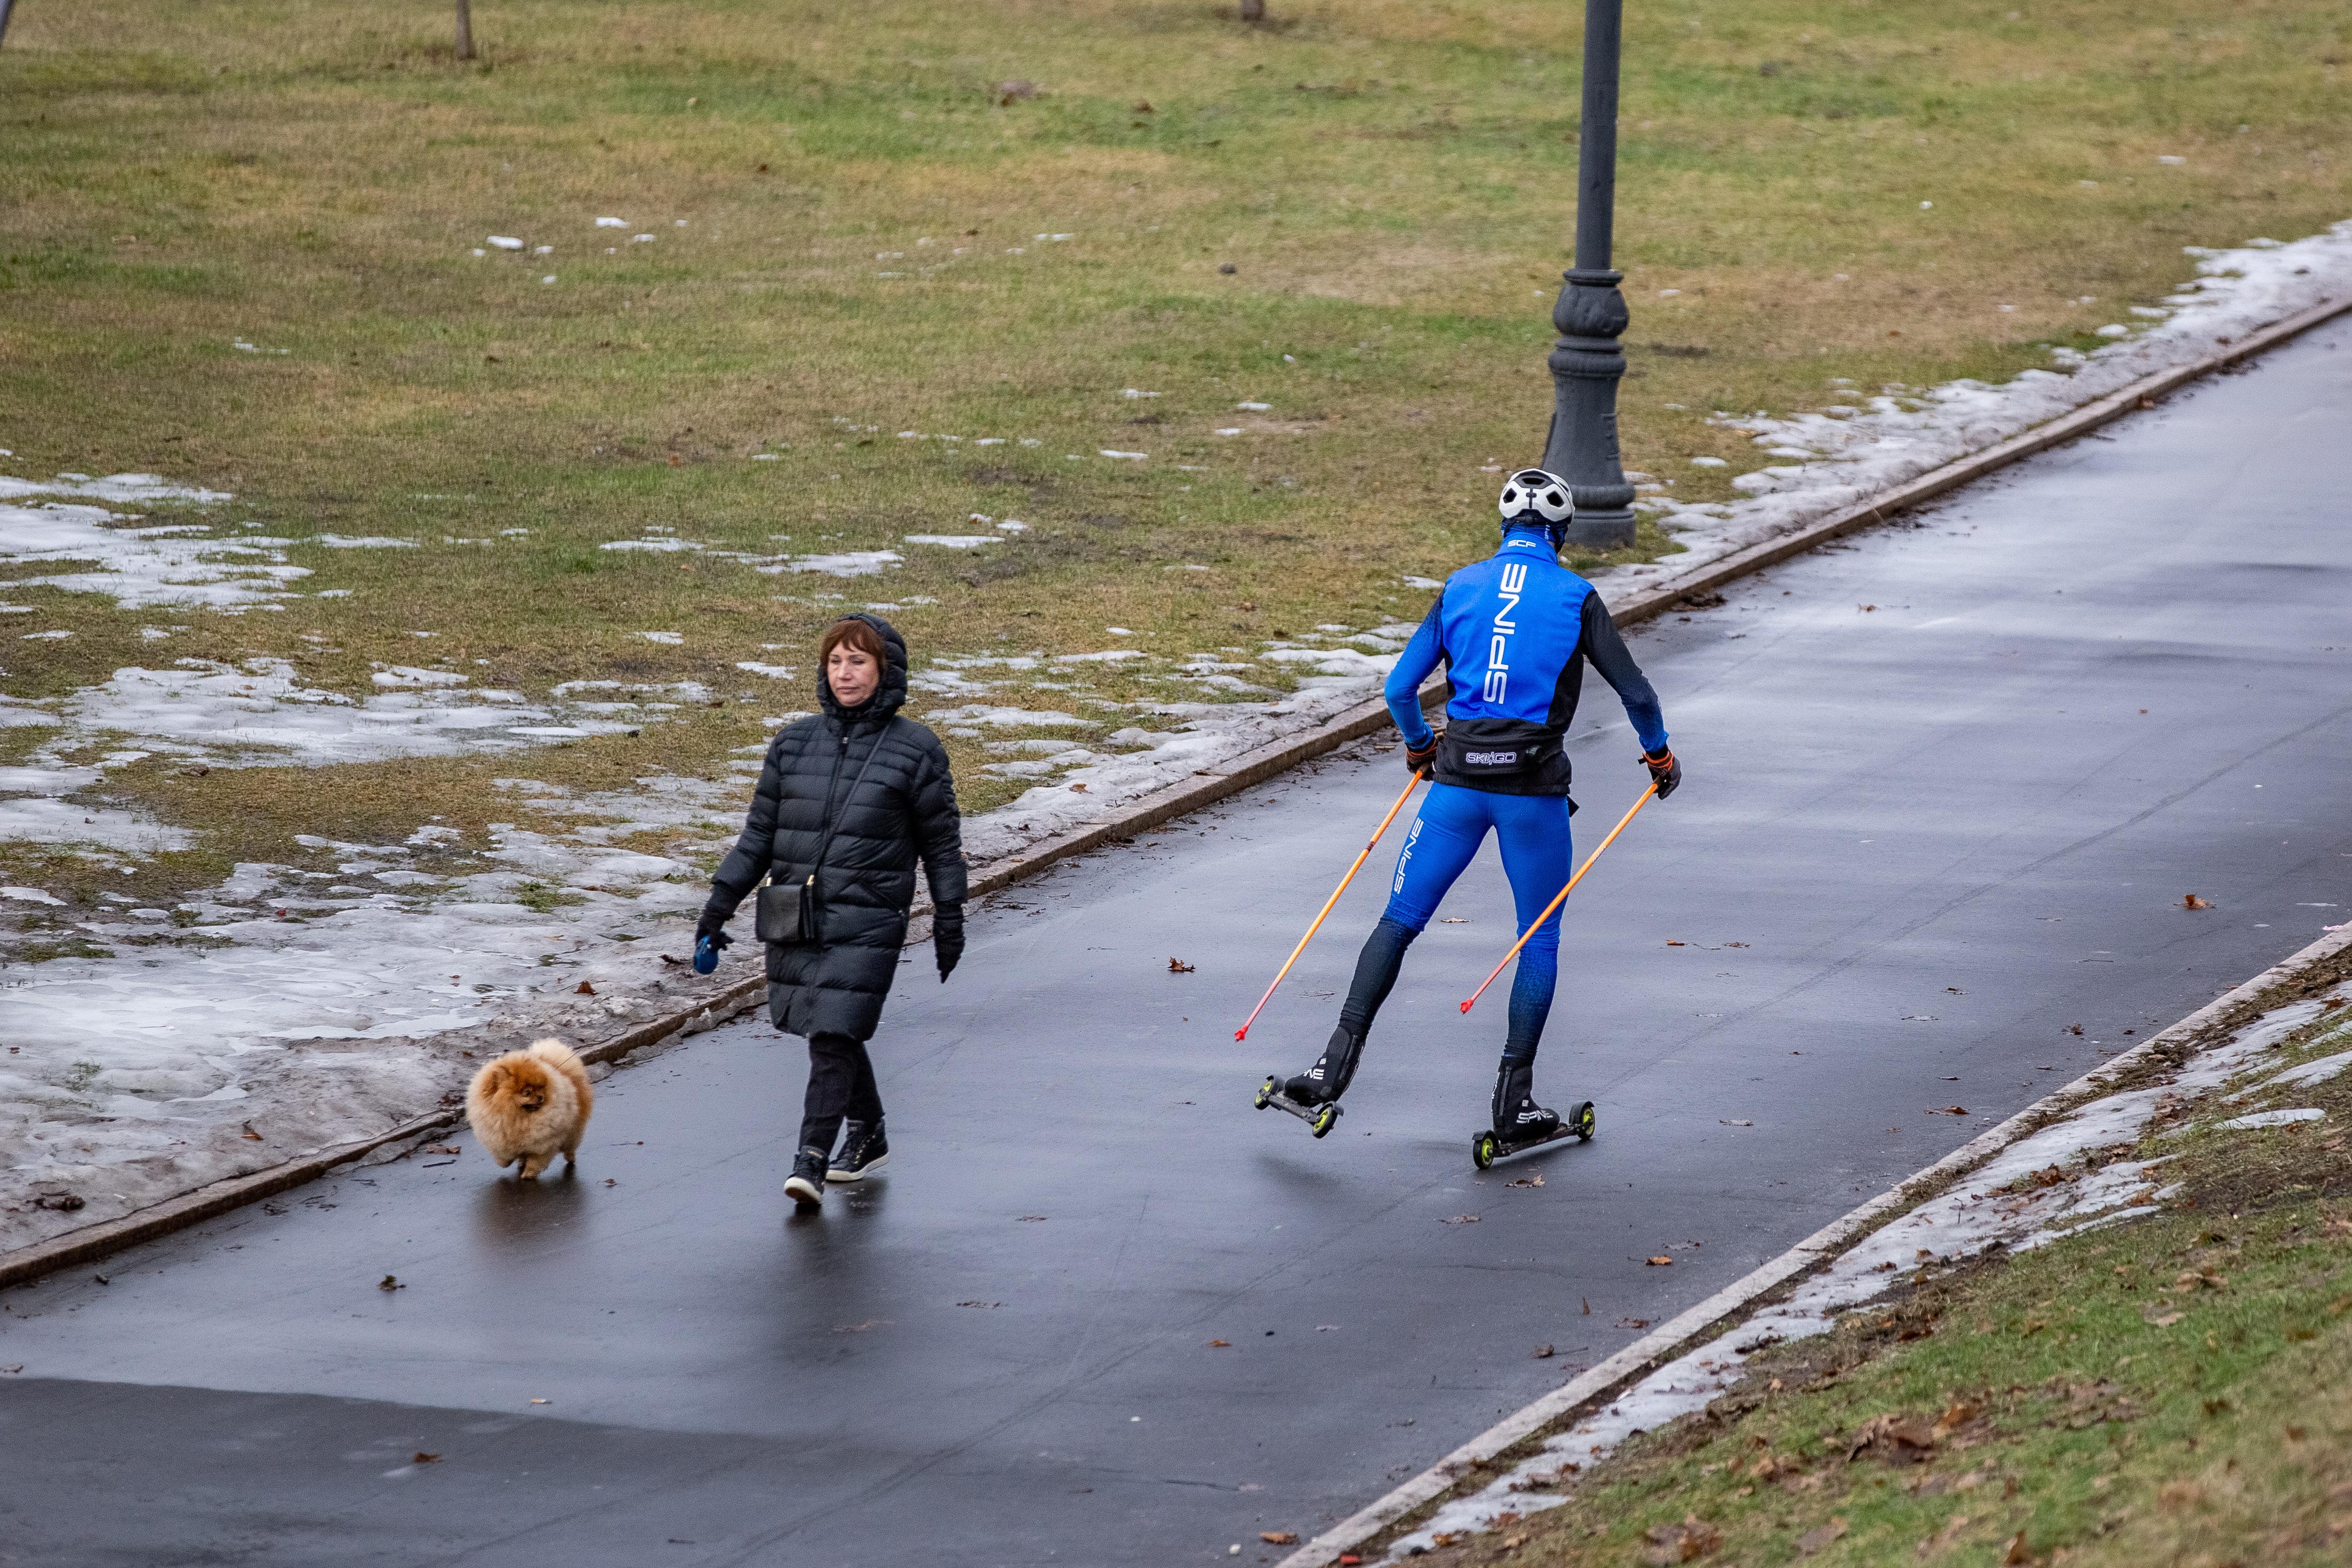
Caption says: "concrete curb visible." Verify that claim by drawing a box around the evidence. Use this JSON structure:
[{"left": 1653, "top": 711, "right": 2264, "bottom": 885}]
[
  {"left": 1274, "top": 921, "right": 2352, "bottom": 1567},
  {"left": 6, "top": 295, "right": 2344, "bottom": 1293}
]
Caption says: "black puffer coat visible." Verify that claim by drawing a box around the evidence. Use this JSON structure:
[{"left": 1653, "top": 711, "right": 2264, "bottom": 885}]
[{"left": 703, "top": 615, "right": 967, "bottom": 1042}]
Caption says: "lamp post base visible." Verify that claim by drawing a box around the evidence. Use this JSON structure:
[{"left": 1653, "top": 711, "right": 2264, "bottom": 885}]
[
  {"left": 1561, "top": 507, "right": 1637, "bottom": 553},
  {"left": 1542, "top": 267, "right": 1637, "bottom": 552}
]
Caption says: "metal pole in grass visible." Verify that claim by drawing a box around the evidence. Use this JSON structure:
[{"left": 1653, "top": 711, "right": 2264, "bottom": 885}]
[
  {"left": 0, "top": 0, "right": 16, "bottom": 51},
  {"left": 1540, "top": 0, "right": 1638, "bottom": 552}
]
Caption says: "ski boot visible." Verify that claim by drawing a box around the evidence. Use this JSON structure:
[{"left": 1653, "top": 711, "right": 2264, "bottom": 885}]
[
  {"left": 1470, "top": 1060, "right": 1595, "bottom": 1170},
  {"left": 1253, "top": 1025, "right": 1364, "bottom": 1138}
]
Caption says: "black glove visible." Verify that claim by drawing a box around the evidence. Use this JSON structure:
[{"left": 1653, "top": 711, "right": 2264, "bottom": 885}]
[
  {"left": 1404, "top": 735, "right": 1439, "bottom": 779},
  {"left": 934, "top": 902, "right": 964, "bottom": 982},
  {"left": 695, "top": 908, "right": 734, "bottom": 951},
  {"left": 1642, "top": 745, "right": 1681, "bottom": 801}
]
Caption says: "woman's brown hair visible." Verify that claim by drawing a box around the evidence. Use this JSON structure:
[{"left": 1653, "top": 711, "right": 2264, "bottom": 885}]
[{"left": 818, "top": 616, "right": 886, "bottom": 667}]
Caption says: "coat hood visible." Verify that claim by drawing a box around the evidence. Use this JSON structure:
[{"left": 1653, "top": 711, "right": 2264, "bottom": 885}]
[{"left": 818, "top": 612, "right": 910, "bottom": 727}]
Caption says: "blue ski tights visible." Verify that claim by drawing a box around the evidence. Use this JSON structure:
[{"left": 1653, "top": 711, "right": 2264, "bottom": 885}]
[{"left": 1338, "top": 783, "right": 1574, "bottom": 1065}]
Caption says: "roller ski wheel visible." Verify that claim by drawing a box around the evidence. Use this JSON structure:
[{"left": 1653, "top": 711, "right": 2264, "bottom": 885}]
[
  {"left": 1471, "top": 1100, "right": 1596, "bottom": 1170},
  {"left": 1255, "top": 1076, "right": 1345, "bottom": 1138}
]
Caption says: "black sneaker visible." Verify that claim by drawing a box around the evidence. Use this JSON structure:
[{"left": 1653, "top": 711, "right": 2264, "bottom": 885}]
[
  {"left": 785, "top": 1146, "right": 828, "bottom": 1208},
  {"left": 828, "top": 1120, "right": 889, "bottom": 1183}
]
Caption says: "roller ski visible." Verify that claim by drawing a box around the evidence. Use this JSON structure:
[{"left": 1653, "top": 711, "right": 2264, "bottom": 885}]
[
  {"left": 1253, "top": 1025, "right": 1363, "bottom": 1139},
  {"left": 1470, "top": 1060, "right": 1595, "bottom": 1170}
]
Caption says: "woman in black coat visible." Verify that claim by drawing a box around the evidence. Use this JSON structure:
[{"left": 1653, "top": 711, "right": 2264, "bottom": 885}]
[{"left": 696, "top": 613, "right": 967, "bottom": 1209}]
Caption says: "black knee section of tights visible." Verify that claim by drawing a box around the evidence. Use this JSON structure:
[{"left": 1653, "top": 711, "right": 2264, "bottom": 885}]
[{"left": 1338, "top": 916, "right": 1420, "bottom": 1036}]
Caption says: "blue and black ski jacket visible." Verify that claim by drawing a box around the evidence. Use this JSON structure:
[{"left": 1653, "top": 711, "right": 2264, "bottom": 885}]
[{"left": 1382, "top": 528, "right": 1668, "bottom": 797}]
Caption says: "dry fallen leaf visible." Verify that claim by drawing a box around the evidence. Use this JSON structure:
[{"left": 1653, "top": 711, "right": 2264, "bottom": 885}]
[
  {"left": 1069, "top": 782, "right": 1088, "bottom": 793},
  {"left": 1168, "top": 957, "right": 1195, "bottom": 972},
  {"left": 575, "top": 980, "right": 596, "bottom": 995},
  {"left": 240, "top": 1122, "right": 264, "bottom": 1142},
  {"left": 1208, "top": 1339, "right": 1231, "bottom": 1347},
  {"left": 2182, "top": 893, "right": 2211, "bottom": 911},
  {"left": 1928, "top": 1106, "right": 1970, "bottom": 1115},
  {"left": 2001, "top": 1530, "right": 2034, "bottom": 1565},
  {"left": 2145, "top": 1310, "right": 2185, "bottom": 1327},
  {"left": 1507, "top": 1174, "right": 1544, "bottom": 1187},
  {"left": 412, "top": 1451, "right": 442, "bottom": 1465},
  {"left": 423, "top": 1144, "right": 460, "bottom": 1156},
  {"left": 1443, "top": 1213, "right": 1481, "bottom": 1225},
  {"left": 1260, "top": 1532, "right": 1297, "bottom": 1546},
  {"left": 377, "top": 1274, "right": 404, "bottom": 1292},
  {"left": 1532, "top": 1344, "right": 1555, "bottom": 1358},
  {"left": 1666, "top": 939, "right": 1687, "bottom": 947},
  {"left": 529, "top": 1398, "right": 550, "bottom": 1405},
  {"left": 1647, "top": 1255, "right": 1674, "bottom": 1266}
]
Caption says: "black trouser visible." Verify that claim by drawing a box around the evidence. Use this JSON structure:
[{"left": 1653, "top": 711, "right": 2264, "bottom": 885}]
[{"left": 800, "top": 1032, "right": 883, "bottom": 1153}]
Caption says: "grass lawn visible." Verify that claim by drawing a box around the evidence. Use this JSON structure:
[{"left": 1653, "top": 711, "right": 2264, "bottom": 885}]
[
  {"left": 1388, "top": 986, "right": 2352, "bottom": 1567},
  {"left": 3, "top": 0, "right": 2349, "bottom": 915}
]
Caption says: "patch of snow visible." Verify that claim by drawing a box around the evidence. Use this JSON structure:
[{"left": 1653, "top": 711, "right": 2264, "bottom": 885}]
[
  {"left": 601, "top": 537, "right": 701, "bottom": 553},
  {"left": 1382, "top": 983, "right": 2351, "bottom": 1559},
  {"left": 769, "top": 550, "right": 903, "bottom": 578},
  {"left": 639, "top": 631, "right": 684, "bottom": 645},
  {"left": 2218, "top": 1107, "right": 2325, "bottom": 1130},
  {"left": 903, "top": 535, "right": 1001, "bottom": 548},
  {"left": 0, "top": 487, "right": 320, "bottom": 612},
  {"left": 0, "top": 774, "right": 760, "bottom": 1250},
  {"left": 370, "top": 665, "right": 468, "bottom": 689},
  {"left": 2, "top": 886, "right": 65, "bottom": 905},
  {"left": 21, "top": 658, "right": 647, "bottom": 768},
  {"left": 1627, "top": 222, "right": 2352, "bottom": 585}
]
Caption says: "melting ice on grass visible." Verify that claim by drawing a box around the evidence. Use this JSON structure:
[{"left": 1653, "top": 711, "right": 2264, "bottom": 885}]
[
  {"left": 1630, "top": 223, "right": 2352, "bottom": 582},
  {"left": 1379, "top": 986, "right": 2352, "bottom": 1561},
  {"left": 31, "top": 659, "right": 652, "bottom": 766},
  {"left": 0, "top": 773, "right": 752, "bottom": 1253}
]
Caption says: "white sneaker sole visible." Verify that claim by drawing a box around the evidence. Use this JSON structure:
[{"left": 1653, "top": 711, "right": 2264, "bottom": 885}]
[
  {"left": 826, "top": 1150, "right": 888, "bottom": 1184},
  {"left": 784, "top": 1174, "right": 824, "bottom": 1205}
]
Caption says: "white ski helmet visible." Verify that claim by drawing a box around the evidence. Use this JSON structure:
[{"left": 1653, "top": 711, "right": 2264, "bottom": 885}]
[{"left": 1498, "top": 467, "right": 1574, "bottom": 529}]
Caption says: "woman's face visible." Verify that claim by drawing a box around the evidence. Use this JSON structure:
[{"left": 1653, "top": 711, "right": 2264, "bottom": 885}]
[{"left": 826, "top": 642, "right": 881, "bottom": 707}]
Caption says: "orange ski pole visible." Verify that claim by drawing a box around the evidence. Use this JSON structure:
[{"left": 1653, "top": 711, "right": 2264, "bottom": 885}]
[
  {"left": 1458, "top": 783, "right": 1656, "bottom": 1015},
  {"left": 1234, "top": 774, "right": 1424, "bottom": 1042}
]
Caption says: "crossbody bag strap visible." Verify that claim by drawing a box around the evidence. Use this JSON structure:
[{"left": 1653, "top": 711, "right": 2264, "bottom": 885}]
[{"left": 805, "top": 717, "right": 897, "bottom": 883}]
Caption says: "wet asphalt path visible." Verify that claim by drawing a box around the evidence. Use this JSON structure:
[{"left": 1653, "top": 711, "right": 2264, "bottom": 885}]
[{"left": 4, "top": 325, "right": 2350, "bottom": 1567}]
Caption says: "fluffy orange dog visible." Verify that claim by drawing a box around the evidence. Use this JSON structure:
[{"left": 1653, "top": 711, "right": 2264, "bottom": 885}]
[{"left": 464, "top": 1039, "right": 593, "bottom": 1178}]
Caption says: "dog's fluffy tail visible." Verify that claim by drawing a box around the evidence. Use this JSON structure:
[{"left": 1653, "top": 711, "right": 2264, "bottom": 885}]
[{"left": 526, "top": 1038, "right": 583, "bottom": 1073}]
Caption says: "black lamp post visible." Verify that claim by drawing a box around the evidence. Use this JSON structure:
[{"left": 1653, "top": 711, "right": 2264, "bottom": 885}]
[{"left": 1542, "top": 0, "right": 1637, "bottom": 551}]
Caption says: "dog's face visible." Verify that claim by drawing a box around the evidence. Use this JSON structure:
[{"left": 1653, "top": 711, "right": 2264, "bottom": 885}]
[{"left": 488, "top": 1058, "right": 553, "bottom": 1114}]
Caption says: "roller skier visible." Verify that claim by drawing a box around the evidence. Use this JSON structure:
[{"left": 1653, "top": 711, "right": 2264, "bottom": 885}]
[{"left": 1278, "top": 469, "right": 1680, "bottom": 1146}]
